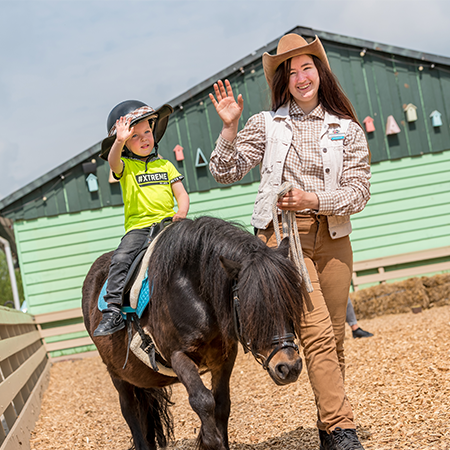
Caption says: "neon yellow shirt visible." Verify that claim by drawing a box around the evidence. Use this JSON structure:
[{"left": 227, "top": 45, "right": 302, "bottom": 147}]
[{"left": 117, "top": 157, "right": 184, "bottom": 232}]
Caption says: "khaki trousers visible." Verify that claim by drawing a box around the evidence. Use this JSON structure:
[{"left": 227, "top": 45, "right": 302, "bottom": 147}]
[{"left": 257, "top": 214, "right": 355, "bottom": 432}]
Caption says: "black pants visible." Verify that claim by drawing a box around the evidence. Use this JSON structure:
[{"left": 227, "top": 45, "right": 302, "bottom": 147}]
[{"left": 103, "top": 227, "right": 151, "bottom": 307}]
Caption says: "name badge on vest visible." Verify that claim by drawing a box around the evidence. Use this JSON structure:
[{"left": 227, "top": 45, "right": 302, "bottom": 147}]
[{"left": 329, "top": 128, "right": 345, "bottom": 141}]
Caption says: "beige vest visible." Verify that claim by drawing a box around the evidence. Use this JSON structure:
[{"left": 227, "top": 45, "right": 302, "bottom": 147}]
[{"left": 250, "top": 104, "right": 352, "bottom": 239}]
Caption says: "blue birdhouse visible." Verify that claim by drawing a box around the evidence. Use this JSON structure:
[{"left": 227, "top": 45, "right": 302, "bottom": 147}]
[
  {"left": 430, "top": 110, "right": 443, "bottom": 127},
  {"left": 86, "top": 173, "right": 99, "bottom": 192},
  {"left": 195, "top": 148, "right": 208, "bottom": 168}
]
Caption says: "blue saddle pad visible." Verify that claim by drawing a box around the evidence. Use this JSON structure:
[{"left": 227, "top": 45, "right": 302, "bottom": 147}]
[{"left": 98, "top": 270, "right": 152, "bottom": 318}]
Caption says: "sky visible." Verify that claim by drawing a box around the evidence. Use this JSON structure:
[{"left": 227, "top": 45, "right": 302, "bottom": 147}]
[{"left": 0, "top": 0, "right": 449, "bottom": 201}]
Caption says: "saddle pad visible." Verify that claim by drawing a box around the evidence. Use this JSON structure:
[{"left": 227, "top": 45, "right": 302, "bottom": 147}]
[{"left": 98, "top": 271, "right": 152, "bottom": 318}]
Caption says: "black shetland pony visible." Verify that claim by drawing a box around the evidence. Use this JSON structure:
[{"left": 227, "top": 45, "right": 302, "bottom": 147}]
[{"left": 82, "top": 216, "right": 305, "bottom": 450}]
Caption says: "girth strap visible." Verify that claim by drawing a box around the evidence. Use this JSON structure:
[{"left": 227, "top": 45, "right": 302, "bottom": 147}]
[{"left": 122, "top": 311, "right": 166, "bottom": 372}]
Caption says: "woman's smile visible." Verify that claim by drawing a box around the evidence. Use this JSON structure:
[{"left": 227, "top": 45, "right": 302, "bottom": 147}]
[{"left": 288, "top": 54, "right": 320, "bottom": 114}]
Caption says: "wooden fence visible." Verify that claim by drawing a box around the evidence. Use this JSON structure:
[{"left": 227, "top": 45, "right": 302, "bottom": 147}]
[
  {"left": 0, "top": 305, "right": 98, "bottom": 449},
  {"left": 0, "top": 306, "right": 50, "bottom": 450},
  {"left": 33, "top": 308, "right": 97, "bottom": 362},
  {"left": 352, "top": 246, "right": 450, "bottom": 291}
]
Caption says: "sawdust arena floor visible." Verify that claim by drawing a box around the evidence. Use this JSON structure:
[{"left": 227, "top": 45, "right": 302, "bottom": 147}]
[{"left": 30, "top": 305, "right": 450, "bottom": 450}]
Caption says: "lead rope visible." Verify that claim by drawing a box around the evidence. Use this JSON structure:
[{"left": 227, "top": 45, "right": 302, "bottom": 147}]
[{"left": 272, "top": 182, "right": 314, "bottom": 298}]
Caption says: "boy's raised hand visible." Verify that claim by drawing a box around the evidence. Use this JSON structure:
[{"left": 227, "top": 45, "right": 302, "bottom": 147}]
[
  {"left": 115, "top": 116, "right": 134, "bottom": 144},
  {"left": 209, "top": 79, "right": 244, "bottom": 127}
]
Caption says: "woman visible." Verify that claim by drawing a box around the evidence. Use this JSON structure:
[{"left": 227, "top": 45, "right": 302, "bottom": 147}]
[{"left": 209, "top": 33, "right": 371, "bottom": 450}]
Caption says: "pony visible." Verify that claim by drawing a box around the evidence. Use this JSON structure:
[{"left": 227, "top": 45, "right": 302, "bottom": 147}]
[{"left": 82, "top": 216, "right": 305, "bottom": 450}]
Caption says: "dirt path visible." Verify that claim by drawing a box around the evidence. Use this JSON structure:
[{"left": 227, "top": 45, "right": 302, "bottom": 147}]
[{"left": 30, "top": 305, "right": 450, "bottom": 449}]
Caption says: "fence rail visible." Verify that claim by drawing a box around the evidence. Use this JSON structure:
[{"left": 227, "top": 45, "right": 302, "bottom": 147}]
[
  {"left": 33, "top": 307, "right": 97, "bottom": 362},
  {"left": 0, "top": 306, "right": 50, "bottom": 450},
  {"left": 352, "top": 246, "right": 450, "bottom": 290}
]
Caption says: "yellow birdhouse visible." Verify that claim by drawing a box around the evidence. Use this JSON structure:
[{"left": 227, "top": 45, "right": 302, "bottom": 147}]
[{"left": 403, "top": 103, "right": 418, "bottom": 122}]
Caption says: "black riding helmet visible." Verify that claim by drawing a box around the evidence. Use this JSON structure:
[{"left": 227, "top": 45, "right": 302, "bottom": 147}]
[{"left": 100, "top": 100, "right": 173, "bottom": 160}]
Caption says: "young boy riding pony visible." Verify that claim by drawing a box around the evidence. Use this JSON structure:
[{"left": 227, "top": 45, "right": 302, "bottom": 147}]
[{"left": 94, "top": 100, "right": 190, "bottom": 337}]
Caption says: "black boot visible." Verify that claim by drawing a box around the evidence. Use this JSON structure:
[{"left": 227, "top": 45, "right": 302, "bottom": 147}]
[
  {"left": 93, "top": 305, "right": 125, "bottom": 337},
  {"left": 319, "top": 429, "right": 334, "bottom": 450},
  {"left": 330, "top": 428, "right": 365, "bottom": 450}
]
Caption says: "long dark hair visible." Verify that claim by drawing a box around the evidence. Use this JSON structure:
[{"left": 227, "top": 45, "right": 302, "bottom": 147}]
[{"left": 270, "top": 55, "right": 360, "bottom": 127}]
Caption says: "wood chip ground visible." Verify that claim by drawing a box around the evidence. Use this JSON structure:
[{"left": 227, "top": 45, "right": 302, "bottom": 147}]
[{"left": 30, "top": 305, "right": 450, "bottom": 449}]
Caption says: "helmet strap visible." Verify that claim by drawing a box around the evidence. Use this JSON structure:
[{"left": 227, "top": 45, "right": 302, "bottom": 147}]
[{"left": 144, "top": 143, "right": 158, "bottom": 172}]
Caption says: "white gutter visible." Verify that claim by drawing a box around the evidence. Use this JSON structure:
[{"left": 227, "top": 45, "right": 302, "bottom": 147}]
[{"left": 0, "top": 236, "right": 21, "bottom": 310}]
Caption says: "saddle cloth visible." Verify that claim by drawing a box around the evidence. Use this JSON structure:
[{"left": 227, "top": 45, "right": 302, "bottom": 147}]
[
  {"left": 97, "top": 226, "right": 165, "bottom": 316},
  {"left": 97, "top": 272, "right": 151, "bottom": 318}
]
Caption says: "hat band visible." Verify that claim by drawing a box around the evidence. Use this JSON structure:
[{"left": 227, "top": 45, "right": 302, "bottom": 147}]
[{"left": 108, "top": 106, "right": 157, "bottom": 137}]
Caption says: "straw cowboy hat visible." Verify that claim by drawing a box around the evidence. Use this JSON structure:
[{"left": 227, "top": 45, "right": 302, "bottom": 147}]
[
  {"left": 100, "top": 100, "right": 173, "bottom": 160},
  {"left": 262, "top": 34, "right": 330, "bottom": 88}
]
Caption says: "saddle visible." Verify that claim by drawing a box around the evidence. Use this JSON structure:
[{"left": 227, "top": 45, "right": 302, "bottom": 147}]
[{"left": 123, "top": 217, "right": 173, "bottom": 307}]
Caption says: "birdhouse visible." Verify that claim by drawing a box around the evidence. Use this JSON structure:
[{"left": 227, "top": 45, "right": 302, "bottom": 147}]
[
  {"left": 173, "top": 144, "right": 185, "bottom": 161},
  {"left": 363, "top": 116, "right": 375, "bottom": 133},
  {"left": 86, "top": 173, "right": 99, "bottom": 192},
  {"left": 385, "top": 115, "right": 401, "bottom": 135},
  {"left": 195, "top": 148, "right": 208, "bottom": 168},
  {"left": 430, "top": 110, "right": 443, "bottom": 127},
  {"left": 403, "top": 103, "right": 418, "bottom": 122}
]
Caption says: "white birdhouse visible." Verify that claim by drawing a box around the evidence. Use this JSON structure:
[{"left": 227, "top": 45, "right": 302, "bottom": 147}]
[
  {"left": 86, "top": 173, "right": 99, "bottom": 192},
  {"left": 430, "top": 110, "right": 443, "bottom": 127},
  {"left": 403, "top": 104, "right": 418, "bottom": 122},
  {"left": 385, "top": 115, "right": 401, "bottom": 135}
]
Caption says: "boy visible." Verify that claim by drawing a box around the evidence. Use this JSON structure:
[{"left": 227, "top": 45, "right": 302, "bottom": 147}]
[{"left": 94, "top": 100, "right": 190, "bottom": 336}]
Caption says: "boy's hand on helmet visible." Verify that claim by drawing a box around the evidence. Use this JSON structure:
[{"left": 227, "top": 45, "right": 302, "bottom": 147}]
[{"left": 115, "top": 116, "right": 134, "bottom": 144}]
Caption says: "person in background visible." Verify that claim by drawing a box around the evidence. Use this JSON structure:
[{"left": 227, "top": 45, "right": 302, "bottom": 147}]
[{"left": 346, "top": 297, "right": 374, "bottom": 338}]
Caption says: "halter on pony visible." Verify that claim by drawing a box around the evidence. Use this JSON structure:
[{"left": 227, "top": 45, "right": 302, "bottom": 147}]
[{"left": 231, "top": 279, "right": 299, "bottom": 370}]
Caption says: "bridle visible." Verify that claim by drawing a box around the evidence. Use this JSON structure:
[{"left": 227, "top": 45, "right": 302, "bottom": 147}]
[{"left": 231, "top": 280, "right": 299, "bottom": 370}]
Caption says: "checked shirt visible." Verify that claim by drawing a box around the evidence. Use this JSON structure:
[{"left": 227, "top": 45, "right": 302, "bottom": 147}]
[{"left": 209, "top": 102, "right": 371, "bottom": 216}]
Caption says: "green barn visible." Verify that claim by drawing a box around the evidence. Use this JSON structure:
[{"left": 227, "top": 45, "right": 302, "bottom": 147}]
[{"left": 1, "top": 25, "right": 449, "bottom": 357}]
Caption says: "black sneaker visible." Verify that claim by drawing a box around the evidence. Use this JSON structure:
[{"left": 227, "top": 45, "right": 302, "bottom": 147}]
[
  {"left": 331, "top": 427, "right": 365, "bottom": 450},
  {"left": 352, "top": 327, "right": 373, "bottom": 339},
  {"left": 93, "top": 306, "right": 125, "bottom": 337},
  {"left": 319, "top": 429, "right": 334, "bottom": 450}
]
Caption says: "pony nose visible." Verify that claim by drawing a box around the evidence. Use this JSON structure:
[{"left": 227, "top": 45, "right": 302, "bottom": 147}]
[{"left": 275, "top": 358, "right": 302, "bottom": 382}]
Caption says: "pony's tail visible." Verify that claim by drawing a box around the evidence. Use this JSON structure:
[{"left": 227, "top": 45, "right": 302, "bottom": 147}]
[{"left": 133, "top": 386, "right": 174, "bottom": 448}]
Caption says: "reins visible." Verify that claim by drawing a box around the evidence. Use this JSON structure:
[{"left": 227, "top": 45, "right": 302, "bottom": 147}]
[
  {"left": 272, "top": 181, "right": 313, "bottom": 294},
  {"left": 231, "top": 279, "right": 299, "bottom": 370}
]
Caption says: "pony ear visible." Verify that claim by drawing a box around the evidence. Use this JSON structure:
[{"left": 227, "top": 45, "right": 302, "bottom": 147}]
[
  {"left": 277, "top": 237, "right": 290, "bottom": 258},
  {"left": 219, "top": 256, "right": 242, "bottom": 279}
]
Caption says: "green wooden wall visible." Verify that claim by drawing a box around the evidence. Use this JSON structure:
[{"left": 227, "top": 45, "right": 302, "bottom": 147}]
[
  {"left": 12, "top": 148, "right": 450, "bottom": 356},
  {"left": 15, "top": 147, "right": 450, "bottom": 317},
  {"left": 351, "top": 149, "right": 450, "bottom": 261}
]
